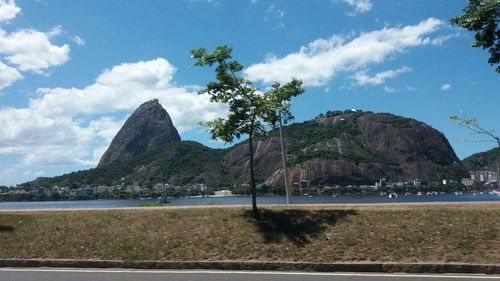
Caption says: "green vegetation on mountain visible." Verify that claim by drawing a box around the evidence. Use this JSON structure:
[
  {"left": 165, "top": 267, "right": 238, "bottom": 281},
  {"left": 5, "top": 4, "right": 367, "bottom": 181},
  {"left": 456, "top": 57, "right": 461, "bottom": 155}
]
[
  {"left": 21, "top": 109, "right": 468, "bottom": 189},
  {"left": 277, "top": 113, "right": 390, "bottom": 166},
  {"left": 462, "top": 147, "right": 500, "bottom": 171},
  {"left": 22, "top": 141, "right": 229, "bottom": 188}
]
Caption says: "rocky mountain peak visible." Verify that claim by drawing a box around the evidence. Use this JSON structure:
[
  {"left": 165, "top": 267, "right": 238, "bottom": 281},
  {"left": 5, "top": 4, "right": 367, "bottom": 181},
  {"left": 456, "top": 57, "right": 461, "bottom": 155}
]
[{"left": 97, "top": 99, "right": 181, "bottom": 168}]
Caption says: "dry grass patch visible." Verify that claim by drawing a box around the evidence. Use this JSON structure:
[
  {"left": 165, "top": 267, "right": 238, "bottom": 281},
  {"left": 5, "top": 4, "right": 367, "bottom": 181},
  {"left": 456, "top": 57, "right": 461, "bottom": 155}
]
[{"left": 0, "top": 204, "right": 499, "bottom": 263}]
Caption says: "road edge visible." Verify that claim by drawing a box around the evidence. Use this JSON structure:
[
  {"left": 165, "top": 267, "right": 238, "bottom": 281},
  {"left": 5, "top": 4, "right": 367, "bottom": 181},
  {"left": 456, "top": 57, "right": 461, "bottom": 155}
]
[{"left": 0, "top": 259, "right": 499, "bottom": 274}]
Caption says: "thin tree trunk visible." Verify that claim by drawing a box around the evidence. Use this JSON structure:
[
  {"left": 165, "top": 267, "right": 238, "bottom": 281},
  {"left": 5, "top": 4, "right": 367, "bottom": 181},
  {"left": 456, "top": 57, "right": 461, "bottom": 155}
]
[
  {"left": 496, "top": 139, "right": 500, "bottom": 189},
  {"left": 248, "top": 132, "right": 259, "bottom": 218}
]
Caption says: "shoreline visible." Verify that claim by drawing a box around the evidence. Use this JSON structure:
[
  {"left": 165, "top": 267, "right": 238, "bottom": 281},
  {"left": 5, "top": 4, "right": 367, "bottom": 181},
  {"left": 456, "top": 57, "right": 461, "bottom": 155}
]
[{"left": 1, "top": 200, "right": 500, "bottom": 212}]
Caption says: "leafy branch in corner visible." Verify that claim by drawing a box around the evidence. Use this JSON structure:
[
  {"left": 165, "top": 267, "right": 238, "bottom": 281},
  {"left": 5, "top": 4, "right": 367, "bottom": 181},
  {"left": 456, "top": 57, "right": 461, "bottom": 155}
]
[
  {"left": 450, "top": 0, "right": 500, "bottom": 73},
  {"left": 450, "top": 115, "right": 500, "bottom": 147}
]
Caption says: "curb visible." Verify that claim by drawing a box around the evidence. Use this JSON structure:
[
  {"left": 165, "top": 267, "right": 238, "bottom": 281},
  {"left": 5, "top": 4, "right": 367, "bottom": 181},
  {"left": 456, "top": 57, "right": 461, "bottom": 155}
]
[{"left": 0, "top": 259, "right": 499, "bottom": 274}]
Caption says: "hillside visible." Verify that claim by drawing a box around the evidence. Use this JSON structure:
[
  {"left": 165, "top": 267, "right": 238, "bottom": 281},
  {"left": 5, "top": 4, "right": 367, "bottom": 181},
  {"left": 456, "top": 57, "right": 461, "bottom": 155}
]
[
  {"left": 22, "top": 109, "right": 469, "bottom": 188},
  {"left": 462, "top": 147, "right": 500, "bottom": 171},
  {"left": 227, "top": 110, "right": 468, "bottom": 186},
  {"left": 23, "top": 141, "right": 229, "bottom": 188}
]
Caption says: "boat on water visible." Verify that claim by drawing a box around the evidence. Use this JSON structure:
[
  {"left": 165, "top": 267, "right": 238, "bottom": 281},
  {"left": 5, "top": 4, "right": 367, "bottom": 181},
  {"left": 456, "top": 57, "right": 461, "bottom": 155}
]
[
  {"left": 388, "top": 192, "right": 398, "bottom": 199},
  {"left": 489, "top": 190, "right": 500, "bottom": 196}
]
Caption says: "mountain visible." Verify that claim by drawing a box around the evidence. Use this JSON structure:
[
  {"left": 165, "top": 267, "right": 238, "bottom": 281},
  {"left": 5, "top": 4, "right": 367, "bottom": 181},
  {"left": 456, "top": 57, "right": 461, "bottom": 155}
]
[
  {"left": 22, "top": 109, "right": 469, "bottom": 188},
  {"left": 97, "top": 99, "right": 180, "bottom": 168},
  {"left": 24, "top": 141, "right": 229, "bottom": 188},
  {"left": 226, "top": 111, "right": 468, "bottom": 186},
  {"left": 462, "top": 147, "right": 500, "bottom": 171}
]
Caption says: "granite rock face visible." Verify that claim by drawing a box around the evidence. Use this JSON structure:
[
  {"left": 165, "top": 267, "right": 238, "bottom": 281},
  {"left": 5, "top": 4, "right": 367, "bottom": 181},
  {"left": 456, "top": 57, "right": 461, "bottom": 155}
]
[
  {"left": 225, "top": 112, "right": 469, "bottom": 186},
  {"left": 97, "top": 99, "right": 180, "bottom": 168}
]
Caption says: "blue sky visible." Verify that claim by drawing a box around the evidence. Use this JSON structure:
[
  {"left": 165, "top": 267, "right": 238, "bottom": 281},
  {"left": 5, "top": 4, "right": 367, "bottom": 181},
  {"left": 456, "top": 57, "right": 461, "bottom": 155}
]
[{"left": 0, "top": 0, "right": 499, "bottom": 186}]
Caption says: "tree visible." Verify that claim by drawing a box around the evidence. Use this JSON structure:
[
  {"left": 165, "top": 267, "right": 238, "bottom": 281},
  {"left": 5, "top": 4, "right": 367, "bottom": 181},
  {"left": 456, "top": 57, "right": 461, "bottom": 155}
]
[
  {"left": 450, "top": 0, "right": 500, "bottom": 73},
  {"left": 191, "top": 45, "right": 304, "bottom": 217},
  {"left": 450, "top": 115, "right": 500, "bottom": 186}
]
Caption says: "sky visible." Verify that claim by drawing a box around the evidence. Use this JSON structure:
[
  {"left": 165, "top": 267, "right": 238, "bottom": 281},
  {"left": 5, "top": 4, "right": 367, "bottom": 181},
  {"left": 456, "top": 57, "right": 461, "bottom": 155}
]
[{"left": 0, "top": 0, "right": 499, "bottom": 186}]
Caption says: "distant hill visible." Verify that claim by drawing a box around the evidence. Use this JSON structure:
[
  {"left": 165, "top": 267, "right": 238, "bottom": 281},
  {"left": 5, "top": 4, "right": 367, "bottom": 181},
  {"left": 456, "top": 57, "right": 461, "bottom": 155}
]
[
  {"left": 21, "top": 106, "right": 469, "bottom": 188},
  {"left": 462, "top": 147, "right": 500, "bottom": 171}
]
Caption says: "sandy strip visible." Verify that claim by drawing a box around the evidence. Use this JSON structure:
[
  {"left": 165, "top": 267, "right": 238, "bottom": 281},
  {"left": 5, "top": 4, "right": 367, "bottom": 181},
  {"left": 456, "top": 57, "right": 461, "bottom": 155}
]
[{"left": 1, "top": 200, "right": 499, "bottom": 212}]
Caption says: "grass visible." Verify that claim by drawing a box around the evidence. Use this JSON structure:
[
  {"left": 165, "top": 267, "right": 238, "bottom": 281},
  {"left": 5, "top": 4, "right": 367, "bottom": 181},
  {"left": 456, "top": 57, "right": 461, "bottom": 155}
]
[
  {"left": 0, "top": 204, "right": 499, "bottom": 263},
  {"left": 196, "top": 201, "right": 220, "bottom": 206},
  {"left": 138, "top": 201, "right": 169, "bottom": 207}
]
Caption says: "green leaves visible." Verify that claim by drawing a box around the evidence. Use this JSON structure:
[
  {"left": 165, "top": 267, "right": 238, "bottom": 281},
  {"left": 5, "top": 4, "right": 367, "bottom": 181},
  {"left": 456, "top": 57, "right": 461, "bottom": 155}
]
[
  {"left": 191, "top": 45, "right": 304, "bottom": 143},
  {"left": 450, "top": 0, "right": 500, "bottom": 72}
]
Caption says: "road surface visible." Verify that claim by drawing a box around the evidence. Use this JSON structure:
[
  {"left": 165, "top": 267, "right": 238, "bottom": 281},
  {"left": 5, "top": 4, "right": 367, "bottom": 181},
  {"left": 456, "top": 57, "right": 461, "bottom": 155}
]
[{"left": 0, "top": 268, "right": 498, "bottom": 281}]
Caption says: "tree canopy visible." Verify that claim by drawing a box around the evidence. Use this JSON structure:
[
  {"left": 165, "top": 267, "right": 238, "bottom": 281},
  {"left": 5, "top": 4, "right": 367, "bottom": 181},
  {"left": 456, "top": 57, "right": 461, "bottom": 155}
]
[
  {"left": 451, "top": 0, "right": 500, "bottom": 73},
  {"left": 191, "top": 45, "right": 304, "bottom": 216},
  {"left": 191, "top": 45, "right": 303, "bottom": 142}
]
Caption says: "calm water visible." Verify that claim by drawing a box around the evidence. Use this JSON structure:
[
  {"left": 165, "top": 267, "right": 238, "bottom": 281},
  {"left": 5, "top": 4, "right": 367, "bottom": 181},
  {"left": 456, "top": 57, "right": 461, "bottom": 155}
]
[{"left": 0, "top": 192, "right": 499, "bottom": 209}]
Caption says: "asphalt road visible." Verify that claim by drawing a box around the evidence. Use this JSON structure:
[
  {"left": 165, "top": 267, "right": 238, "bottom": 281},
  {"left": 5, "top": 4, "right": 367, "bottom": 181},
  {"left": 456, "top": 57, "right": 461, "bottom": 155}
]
[{"left": 0, "top": 269, "right": 499, "bottom": 281}]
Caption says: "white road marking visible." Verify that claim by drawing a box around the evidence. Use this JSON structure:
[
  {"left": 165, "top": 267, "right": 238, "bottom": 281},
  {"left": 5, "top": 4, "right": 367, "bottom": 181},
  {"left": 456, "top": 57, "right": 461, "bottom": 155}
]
[{"left": 0, "top": 268, "right": 498, "bottom": 279}]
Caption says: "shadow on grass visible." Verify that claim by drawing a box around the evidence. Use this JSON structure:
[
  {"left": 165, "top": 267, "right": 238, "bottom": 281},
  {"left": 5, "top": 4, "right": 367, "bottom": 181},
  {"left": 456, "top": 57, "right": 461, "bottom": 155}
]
[
  {"left": 244, "top": 209, "right": 357, "bottom": 246},
  {"left": 0, "top": 225, "right": 14, "bottom": 232}
]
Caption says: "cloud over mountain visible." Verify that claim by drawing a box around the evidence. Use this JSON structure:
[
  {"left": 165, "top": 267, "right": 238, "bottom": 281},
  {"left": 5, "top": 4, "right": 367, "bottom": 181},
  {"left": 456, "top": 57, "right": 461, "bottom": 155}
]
[{"left": 0, "top": 58, "right": 226, "bottom": 167}]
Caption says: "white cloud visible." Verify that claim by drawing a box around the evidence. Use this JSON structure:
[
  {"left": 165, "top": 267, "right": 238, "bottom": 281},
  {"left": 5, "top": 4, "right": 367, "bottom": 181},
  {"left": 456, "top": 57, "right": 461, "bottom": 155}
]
[
  {"left": 245, "top": 18, "right": 444, "bottom": 87},
  {"left": 264, "top": 3, "right": 285, "bottom": 28},
  {"left": 0, "top": 58, "right": 226, "bottom": 166},
  {"left": 88, "top": 116, "right": 125, "bottom": 143},
  {"left": 266, "top": 4, "right": 285, "bottom": 18},
  {"left": 383, "top": 86, "right": 398, "bottom": 93},
  {"left": 47, "top": 25, "right": 63, "bottom": 38},
  {"left": 0, "top": 60, "right": 22, "bottom": 89},
  {"left": 0, "top": 1, "right": 71, "bottom": 91},
  {"left": 441, "top": 83, "right": 451, "bottom": 91},
  {"left": 0, "top": 0, "right": 20, "bottom": 22},
  {"left": 425, "top": 33, "right": 461, "bottom": 46},
  {"left": 0, "top": 28, "right": 70, "bottom": 73},
  {"left": 352, "top": 66, "right": 412, "bottom": 86},
  {"left": 73, "top": 35, "right": 85, "bottom": 46},
  {"left": 340, "top": 0, "right": 373, "bottom": 15}
]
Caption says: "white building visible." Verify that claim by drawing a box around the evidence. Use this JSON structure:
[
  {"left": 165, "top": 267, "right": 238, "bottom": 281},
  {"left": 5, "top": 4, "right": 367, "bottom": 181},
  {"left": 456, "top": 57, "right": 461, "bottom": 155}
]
[
  {"left": 213, "top": 190, "right": 233, "bottom": 197},
  {"left": 470, "top": 171, "right": 499, "bottom": 183}
]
